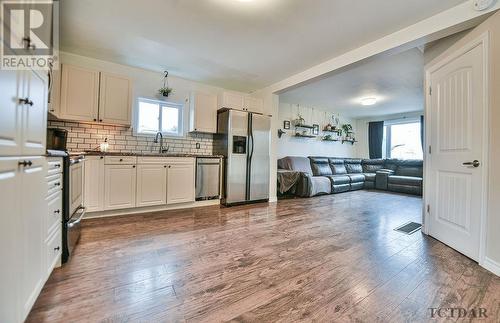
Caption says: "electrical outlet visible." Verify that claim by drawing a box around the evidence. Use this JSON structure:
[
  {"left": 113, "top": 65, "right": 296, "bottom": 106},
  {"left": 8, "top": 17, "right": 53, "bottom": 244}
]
[
  {"left": 196, "top": 142, "right": 201, "bottom": 149},
  {"left": 473, "top": 0, "right": 495, "bottom": 11}
]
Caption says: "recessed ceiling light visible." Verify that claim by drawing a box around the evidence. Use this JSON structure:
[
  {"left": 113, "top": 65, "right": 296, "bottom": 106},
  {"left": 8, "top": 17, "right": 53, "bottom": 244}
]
[{"left": 360, "top": 97, "right": 377, "bottom": 106}]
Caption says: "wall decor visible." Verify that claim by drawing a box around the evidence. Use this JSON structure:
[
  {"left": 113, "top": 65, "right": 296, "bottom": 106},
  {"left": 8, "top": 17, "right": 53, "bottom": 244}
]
[
  {"left": 283, "top": 120, "right": 291, "bottom": 129},
  {"left": 312, "top": 124, "right": 320, "bottom": 135}
]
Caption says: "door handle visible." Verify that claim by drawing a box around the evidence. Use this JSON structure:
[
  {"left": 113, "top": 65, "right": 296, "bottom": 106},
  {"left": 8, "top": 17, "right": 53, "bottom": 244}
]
[{"left": 462, "top": 160, "right": 480, "bottom": 168}]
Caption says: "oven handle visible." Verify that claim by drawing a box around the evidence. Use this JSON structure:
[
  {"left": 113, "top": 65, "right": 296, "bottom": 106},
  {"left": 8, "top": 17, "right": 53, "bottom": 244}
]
[
  {"left": 68, "top": 206, "right": 86, "bottom": 228},
  {"left": 70, "top": 158, "right": 85, "bottom": 165}
]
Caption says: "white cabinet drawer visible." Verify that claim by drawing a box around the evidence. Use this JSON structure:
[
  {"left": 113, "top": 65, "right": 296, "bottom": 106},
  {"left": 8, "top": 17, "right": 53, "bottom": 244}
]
[
  {"left": 46, "top": 173, "right": 63, "bottom": 196},
  {"left": 46, "top": 158, "right": 63, "bottom": 176},
  {"left": 46, "top": 191, "right": 62, "bottom": 236},
  {"left": 45, "top": 228, "right": 62, "bottom": 278},
  {"left": 137, "top": 157, "right": 167, "bottom": 164},
  {"left": 104, "top": 156, "right": 137, "bottom": 165}
]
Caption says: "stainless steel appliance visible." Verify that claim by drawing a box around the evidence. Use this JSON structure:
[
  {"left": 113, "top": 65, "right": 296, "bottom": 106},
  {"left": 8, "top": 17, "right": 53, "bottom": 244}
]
[
  {"left": 62, "top": 155, "right": 85, "bottom": 263},
  {"left": 46, "top": 128, "right": 68, "bottom": 151},
  {"left": 196, "top": 157, "right": 222, "bottom": 200},
  {"left": 215, "top": 109, "right": 271, "bottom": 205}
]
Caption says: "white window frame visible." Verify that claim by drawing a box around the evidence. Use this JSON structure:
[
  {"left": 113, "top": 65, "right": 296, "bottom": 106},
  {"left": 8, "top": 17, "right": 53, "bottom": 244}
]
[
  {"left": 383, "top": 117, "right": 422, "bottom": 159},
  {"left": 134, "top": 97, "right": 184, "bottom": 137}
]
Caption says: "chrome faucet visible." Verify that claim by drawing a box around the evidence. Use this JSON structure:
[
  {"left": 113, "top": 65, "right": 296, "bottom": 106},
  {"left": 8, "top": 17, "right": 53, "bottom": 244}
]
[{"left": 153, "top": 132, "right": 169, "bottom": 154}]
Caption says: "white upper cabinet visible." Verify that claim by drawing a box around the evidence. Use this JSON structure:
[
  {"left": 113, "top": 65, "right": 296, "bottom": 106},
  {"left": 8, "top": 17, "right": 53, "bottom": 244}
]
[
  {"left": 218, "top": 91, "right": 264, "bottom": 114},
  {"left": 0, "top": 70, "right": 23, "bottom": 156},
  {"left": 21, "top": 70, "right": 48, "bottom": 156},
  {"left": 0, "top": 69, "right": 47, "bottom": 157},
  {"left": 219, "top": 91, "right": 245, "bottom": 110},
  {"left": 60, "top": 64, "right": 99, "bottom": 122},
  {"left": 189, "top": 92, "right": 218, "bottom": 133},
  {"left": 59, "top": 64, "right": 132, "bottom": 126},
  {"left": 98, "top": 72, "right": 132, "bottom": 125},
  {"left": 244, "top": 96, "right": 264, "bottom": 114}
]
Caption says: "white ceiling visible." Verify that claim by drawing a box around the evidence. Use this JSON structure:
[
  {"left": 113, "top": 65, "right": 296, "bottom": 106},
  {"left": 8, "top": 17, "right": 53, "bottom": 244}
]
[
  {"left": 60, "top": 0, "right": 466, "bottom": 92},
  {"left": 279, "top": 48, "right": 425, "bottom": 119}
]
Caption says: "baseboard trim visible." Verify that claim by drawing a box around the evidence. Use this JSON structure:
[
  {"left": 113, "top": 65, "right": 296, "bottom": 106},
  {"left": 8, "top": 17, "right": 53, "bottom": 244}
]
[
  {"left": 482, "top": 257, "right": 500, "bottom": 276},
  {"left": 85, "top": 199, "right": 221, "bottom": 219}
]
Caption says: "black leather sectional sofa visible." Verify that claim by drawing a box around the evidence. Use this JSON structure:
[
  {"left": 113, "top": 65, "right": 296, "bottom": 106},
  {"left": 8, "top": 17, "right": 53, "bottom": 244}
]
[{"left": 277, "top": 156, "right": 423, "bottom": 197}]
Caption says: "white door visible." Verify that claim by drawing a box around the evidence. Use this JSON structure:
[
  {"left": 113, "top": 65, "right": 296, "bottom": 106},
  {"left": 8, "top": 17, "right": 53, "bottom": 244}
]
[
  {"left": 167, "top": 162, "right": 195, "bottom": 204},
  {"left": 19, "top": 157, "right": 46, "bottom": 317},
  {"left": 104, "top": 164, "right": 137, "bottom": 210},
  {"left": 98, "top": 72, "right": 132, "bottom": 125},
  {"left": 0, "top": 158, "right": 21, "bottom": 323},
  {"left": 84, "top": 156, "right": 105, "bottom": 212},
  {"left": 0, "top": 70, "right": 23, "bottom": 156},
  {"left": 60, "top": 64, "right": 100, "bottom": 122},
  {"left": 136, "top": 164, "right": 167, "bottom": 207},
  {"left": 21, "top": 70, "right": 48, "bottom": 156},
  {"left": 426, "top": 36, "right": 487, "bottom": 261}
]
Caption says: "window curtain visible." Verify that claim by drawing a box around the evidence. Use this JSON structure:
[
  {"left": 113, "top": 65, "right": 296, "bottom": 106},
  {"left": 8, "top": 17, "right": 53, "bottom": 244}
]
[
  {"left": 368, "top": 121, "right": 384, "bottom": 159},
  {"left": 420, "top": 115, "right": 424, "bottom": 152}
]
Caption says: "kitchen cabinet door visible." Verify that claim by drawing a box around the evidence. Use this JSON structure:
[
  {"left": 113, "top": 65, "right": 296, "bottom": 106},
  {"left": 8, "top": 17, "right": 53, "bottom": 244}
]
[
  {"left": 98, "top": 72, "right": 132, "bottom": 125},
  {"left": 19, "top": 157, "right": 46, "bottom": 319},
  {"left": 167, "top": 162, "right": 195, "bottom": 204},
  {"left": 245, "top": 96, "right": 264, "bottom": 114},
  {"left": 189, "top": 92, "right": 218, "bottom": 133},
  {"left": 21, "top": 69, "right": 48, "bottom": 156},
  {"left": 136, "top": 164, "right": 167, "bottom": 207},
  {"left": 219, "top": 91, "right": 245, "bottom": 110},
  {"left": 84, "top": 156, "right": 105, "bottom": 212},
  {"left": 104, "top": 164, "right": 137, "bottom": 210},
  {"left": 0, "top": 69, "right": 23, "bottom": 156},
  {"left": 0, "top": 158, "right": 22, "bottom": 323},
  {"left": 60, "top": 64, "right": 99, "bottom": 122}
]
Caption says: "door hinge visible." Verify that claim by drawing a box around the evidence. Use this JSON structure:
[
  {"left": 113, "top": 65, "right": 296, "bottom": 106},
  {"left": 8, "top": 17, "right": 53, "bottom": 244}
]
[
  {"left": 429, "top": 86, "right": 432, "bottom": 95},
  {"left": 427, "top": 204, "right": 430, "bottom": 213},
  {"left": 428, "top": 146, "right": 432, "bottom": 154}
]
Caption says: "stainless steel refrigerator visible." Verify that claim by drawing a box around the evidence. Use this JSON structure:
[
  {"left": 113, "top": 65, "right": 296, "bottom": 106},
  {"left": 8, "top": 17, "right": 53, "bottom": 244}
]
[{"left": 215, "top": 109, "right": 271, "bottom": 205}]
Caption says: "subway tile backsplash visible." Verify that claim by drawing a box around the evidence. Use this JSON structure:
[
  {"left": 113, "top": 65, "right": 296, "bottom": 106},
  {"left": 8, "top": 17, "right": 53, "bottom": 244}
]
[{"left": 47, "top": 120, "right": 214, "bottom": 155}]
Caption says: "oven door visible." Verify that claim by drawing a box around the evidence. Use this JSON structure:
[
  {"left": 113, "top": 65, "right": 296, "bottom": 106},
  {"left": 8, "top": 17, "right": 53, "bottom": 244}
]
[
  {"left": 67, "top": 206, "right": 85, "bottom": 256},
  {"left": 69, "top": 157, "right": 84, "bottom": 215}
]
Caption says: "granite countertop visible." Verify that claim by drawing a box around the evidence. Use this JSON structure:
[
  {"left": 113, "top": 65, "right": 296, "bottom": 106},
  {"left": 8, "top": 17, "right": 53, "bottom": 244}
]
[{"left": 68, "top": 151, "right": 224, "bottom": 158}]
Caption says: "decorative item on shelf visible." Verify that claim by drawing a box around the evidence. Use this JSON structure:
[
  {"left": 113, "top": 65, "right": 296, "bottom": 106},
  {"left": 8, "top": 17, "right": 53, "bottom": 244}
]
[
  {"left": 322, "top": 134, "right": 339, "bottom": 142},
  {"left": 278, "top": 129, "right": 286, "bottom": 138},
  {"left": 341, "top": 123, "right": 353, "bottom": 138},
  {"left": 283, "top": 120, "right": 291, "bottom": 130},
  {"left": 158, "top": 70, "right": 173, "bottom": 97},
  {"left": 332, "top": 114, "right": 340, "bottom": 129},
  {"left": 294, "top": 114, "right": 305, "bottom": 127},
  {"left": 312, "top": 124, "right": 319, "bottom": 135}
]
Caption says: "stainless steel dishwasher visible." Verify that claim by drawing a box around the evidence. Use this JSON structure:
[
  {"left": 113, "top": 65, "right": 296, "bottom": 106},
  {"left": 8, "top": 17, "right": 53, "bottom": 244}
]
[{"left": 195, "top": 157, "right": 222, "bottom": 200}]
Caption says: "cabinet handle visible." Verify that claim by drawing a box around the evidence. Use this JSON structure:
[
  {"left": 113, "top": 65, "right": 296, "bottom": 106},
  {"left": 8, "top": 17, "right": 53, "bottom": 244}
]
[
  {"left": 132, "top": 165, "right": 136, "bottom": 168},
  {"left": 100, "top": 156, "right": 104, "bottom": 159},
  {"left": 54, "top": 246, "right": 60, "bottom": 251},
  {"left": 168, "top": 165, "right": 171, "bottom": 168},
  {"left": 55, "top": 164, "right": 61, "bottom": 168},
  {"left": 18, "top": 160, "right": 32, "bottom": 167},
  {"left": 93, "top": 118, "right": 97, "bottom": 122},
  {"left": 54, "top": 182, "right": 61, "bottom": 186},
  {"left": 54, "top": 209, "right": 60, "bottom": 214},
  {"left": 164, "top": 165, "right": 167, "bottom": 168},
  {"left": 119, "top": 158, "right": 123, "bottom": 162},
  {"left": 99, "top": 119, "right": 103, "bottom": 122}
]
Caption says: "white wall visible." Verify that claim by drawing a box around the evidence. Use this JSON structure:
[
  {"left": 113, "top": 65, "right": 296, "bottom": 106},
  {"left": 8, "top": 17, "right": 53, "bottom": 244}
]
[
  {"left": 277, "top": 103, "right": 358, "bottom": 159},
  {"left": 356, "top": 111, "right": 423, "bottom": 159}
]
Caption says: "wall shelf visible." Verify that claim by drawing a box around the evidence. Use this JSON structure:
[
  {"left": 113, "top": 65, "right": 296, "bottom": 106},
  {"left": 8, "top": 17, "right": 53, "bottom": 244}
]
[
  {"left": 294, "top": 133, "right": 317, "bottom": 138},
  {"left": 295, "top": 124, "right": 315, "bottom": 129},
  {"left": 322, "top": 138, "right": 339, "bottom": 142},
  {"left": 342, "top": 139, "right": 357, "bottom": 144}
]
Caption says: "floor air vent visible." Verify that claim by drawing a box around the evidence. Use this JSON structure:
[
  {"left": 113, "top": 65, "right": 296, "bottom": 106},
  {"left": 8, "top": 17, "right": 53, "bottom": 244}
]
[{"left": 394, "top": 222, "right": 422, "bottom": 235}]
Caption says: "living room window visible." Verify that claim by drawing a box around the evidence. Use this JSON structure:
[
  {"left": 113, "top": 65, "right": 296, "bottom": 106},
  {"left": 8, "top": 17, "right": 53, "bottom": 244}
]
[
  {"left": 135, "top": 98, "right": 183, "bottom": 137},
  {"left": 384, "top": 120, "right": 423, "bottom": 160}
]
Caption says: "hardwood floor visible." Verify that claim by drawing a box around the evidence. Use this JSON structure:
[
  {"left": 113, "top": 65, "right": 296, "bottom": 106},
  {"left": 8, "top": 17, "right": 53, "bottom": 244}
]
[{"left": 27, "top": 190, "right": 499, "bottom": 322}]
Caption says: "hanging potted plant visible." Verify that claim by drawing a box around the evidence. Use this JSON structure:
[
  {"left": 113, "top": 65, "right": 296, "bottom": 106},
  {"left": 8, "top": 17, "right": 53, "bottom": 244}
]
[{"left": 158, "top": 70, "right": 173, "bottom": 97}]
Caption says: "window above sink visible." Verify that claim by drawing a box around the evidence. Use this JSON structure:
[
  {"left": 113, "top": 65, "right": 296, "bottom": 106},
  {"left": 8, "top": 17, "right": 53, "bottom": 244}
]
[{"left": 135, "top": 98, "right": 184, "bottom": 137}]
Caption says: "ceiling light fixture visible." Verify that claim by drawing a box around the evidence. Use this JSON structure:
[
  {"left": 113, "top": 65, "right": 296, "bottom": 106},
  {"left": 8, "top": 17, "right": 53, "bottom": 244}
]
[{"left": 360, "top": 97, "right": 377, "bottom": 106}]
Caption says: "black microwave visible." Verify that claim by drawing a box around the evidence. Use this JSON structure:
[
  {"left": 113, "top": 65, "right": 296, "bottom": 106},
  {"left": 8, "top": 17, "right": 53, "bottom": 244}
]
[{"left": 46, "top": 128, "right": 68, "bottom": 151}]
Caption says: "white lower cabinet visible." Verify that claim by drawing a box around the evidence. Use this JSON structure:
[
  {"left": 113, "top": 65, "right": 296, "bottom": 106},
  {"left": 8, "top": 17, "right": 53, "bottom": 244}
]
[
  {"left": 104, "top": 163, "right": 137, "bottom": 210},
  {"left": 167, "top": 161, "right": 195, "bottom": 204},
  {"left": 136, "top": 163, "right": 167, "bottom": 207},
  {"left": 84, "top": 156, "right": 105, "bottom": 212}
]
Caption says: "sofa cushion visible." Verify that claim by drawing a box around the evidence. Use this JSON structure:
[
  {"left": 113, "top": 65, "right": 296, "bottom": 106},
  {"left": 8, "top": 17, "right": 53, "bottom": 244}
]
[
  {"left": 329, "top": 159, "right": 347, "bottom": 175},
  {"left": 309, "top": 157, "right": 333, "bottom": 176},
  {"left": 362, "top": 159, "right": 385, "bottom": 173},
  {"left": 388, "top": 175, "right": 422, "bottom": 186},
  {"left": 347, "top": 174, "right": 365, "bottom": 183},
  {"left": 396, "top": 166, "right": 423, "bottom": 178},
  {"left": 384, "top": 159, "right": 399, "bottom": 171},
  {"left": 327, "top": 175, "right": 350, "bottom": 185},
  {"left": 345, "top": 159, "right": 363, "bottom": 174},
  {"left": 277, "top": 156, "right": 313, "bottom": 175},
  {"left": 363, "top": 173, "right": 376, "bottom": 182}
]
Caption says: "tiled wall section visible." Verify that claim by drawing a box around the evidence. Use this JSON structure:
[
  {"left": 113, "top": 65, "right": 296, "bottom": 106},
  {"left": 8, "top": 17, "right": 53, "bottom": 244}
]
[{"left": 47, "top": 120, "right": 214, "bottom": 155}]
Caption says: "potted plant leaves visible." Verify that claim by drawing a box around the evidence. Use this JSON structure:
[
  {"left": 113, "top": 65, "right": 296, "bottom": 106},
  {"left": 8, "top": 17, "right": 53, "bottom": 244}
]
[
  {"left": 341, "top": 123, "right": 353, "bottom": 138},
  {"left": 158, "top": 70, "right": 173, "bottom": 97}
]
